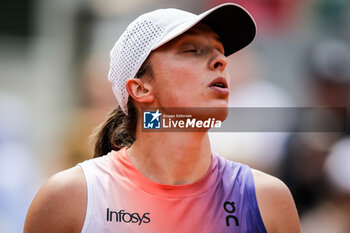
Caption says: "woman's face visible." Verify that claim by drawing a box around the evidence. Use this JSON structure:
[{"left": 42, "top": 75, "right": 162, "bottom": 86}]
[{"left": 148, "top": 23, "right": 230, "bottom": 110}]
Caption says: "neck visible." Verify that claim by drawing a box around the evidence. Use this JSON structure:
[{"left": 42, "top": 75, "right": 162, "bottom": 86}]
[{"left": 127, "top": 129, "right": 212, "bottom": 185}]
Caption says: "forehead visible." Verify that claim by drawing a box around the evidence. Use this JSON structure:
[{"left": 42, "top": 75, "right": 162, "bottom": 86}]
[
  {"left": 181, "top": 23, "right": 221, "bottom": 41},
  {"left": 159, "top": 23, "right": 222, "bottom": 48}
]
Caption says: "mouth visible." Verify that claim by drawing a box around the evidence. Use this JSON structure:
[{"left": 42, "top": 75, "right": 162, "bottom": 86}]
[
  {"left": 209, "top": 77, "right": 228, "bottom": 89},
  {"left": 209, "top": 77, "right": 229, "bottom": 96}
]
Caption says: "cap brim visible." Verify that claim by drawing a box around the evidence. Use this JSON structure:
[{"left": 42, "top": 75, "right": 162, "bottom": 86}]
[
  {"left": 200, "top": 3, "right": 256, "bottom": 56},
  {"left": 154, "top": 3, "right": 256, "bottom": 57}
]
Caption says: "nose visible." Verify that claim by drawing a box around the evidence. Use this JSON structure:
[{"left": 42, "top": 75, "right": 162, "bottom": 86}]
[{"left": 208, "top": 50, "right": 228, "bottom": 73}]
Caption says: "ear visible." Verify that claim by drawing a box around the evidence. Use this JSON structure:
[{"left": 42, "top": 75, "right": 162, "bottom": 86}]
[{"left": 126, "top": 78, "right": 154, "bottom": 103}]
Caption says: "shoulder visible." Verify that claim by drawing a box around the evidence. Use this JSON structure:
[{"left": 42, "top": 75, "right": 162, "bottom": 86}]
[
  {"left": 24, "top": 166, "right": 86, "bottom": 233},
  {"left": 252, "top": 169, "right": 301, "bottom": 233}
]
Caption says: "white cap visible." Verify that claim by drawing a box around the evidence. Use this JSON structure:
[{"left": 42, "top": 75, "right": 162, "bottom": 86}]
[{"left": 108, "top": 3, "right": 256, "bottom": 114}]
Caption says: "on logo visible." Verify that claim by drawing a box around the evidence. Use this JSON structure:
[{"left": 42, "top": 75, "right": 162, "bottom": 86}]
[
  {"left": 143, "top": 109, "right": 161, "bottom": 129},
  {"left": 224, "top": 201, "right": 239, "bottom": 227}
]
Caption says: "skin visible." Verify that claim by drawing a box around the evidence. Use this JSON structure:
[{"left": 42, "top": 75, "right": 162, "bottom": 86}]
[
  {"left": 143, "top": 24, "right": 229, "bottom": 110},
  {"left": 24, "top": 23, "right": 300, "bottom": 233}
]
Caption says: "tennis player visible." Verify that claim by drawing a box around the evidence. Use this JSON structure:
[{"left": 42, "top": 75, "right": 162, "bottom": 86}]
[{"left": 24, "top": 3, "right": 300, "bottom": 233}]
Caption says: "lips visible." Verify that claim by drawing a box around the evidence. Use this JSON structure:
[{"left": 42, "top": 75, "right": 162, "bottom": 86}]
[
  {"left": 209, "top": 77, "right": 228, "bottom": 88},
  {"left": 209, "top": 77, "right": 229, "bottom": 96}
]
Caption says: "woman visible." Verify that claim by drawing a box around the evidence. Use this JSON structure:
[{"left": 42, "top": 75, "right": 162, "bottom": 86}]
[{"left": 24, "top": 3, "right": 300, "bottom": 233}]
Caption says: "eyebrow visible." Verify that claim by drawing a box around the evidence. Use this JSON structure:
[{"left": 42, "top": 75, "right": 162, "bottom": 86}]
[{"left": 181, "top": 29, "right": 222, "bottom": 44}]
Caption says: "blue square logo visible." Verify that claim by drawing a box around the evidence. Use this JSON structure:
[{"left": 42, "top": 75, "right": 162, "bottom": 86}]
[{"left": 143, "top": 110, "right": 162, "bottom": 129}]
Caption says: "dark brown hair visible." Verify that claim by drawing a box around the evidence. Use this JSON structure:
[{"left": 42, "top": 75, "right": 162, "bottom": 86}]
[{"left": 92, "top": 58, "right": 152, "bottom": 158}]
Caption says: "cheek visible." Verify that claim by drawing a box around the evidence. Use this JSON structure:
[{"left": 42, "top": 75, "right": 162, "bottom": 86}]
[
  {"left": 150, "top": 56, "right": 207, "bottom": 106},
  {"left": 154, "top": 82, "right": 191, "bottom": 106},
  {"left": 169, "top": 64, "right": 205, "bottom": 90},
  {"left": 154, "top": 60, "right": 202, "bottom": 88}
]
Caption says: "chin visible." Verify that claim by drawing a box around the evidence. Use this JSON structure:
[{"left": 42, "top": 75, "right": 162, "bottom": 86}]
[
  {"left": 190, "top": 103, "right": 228, "bottom": 122},
  {"left": 204, "top": 100, "right": 229, "bottom": 121},
  {"left": 206, "top": 98, "right": 229, "bottom": 108},
  {"left": 209, "top": 107, "right": 228, "bottom": 122},
  {"left": 162, "top": 99, "right": 228, "bottom": 119}
]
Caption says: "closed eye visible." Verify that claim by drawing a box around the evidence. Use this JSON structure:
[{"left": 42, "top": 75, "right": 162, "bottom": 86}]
[{"left": 184, "top": 48, "right": 203, "bottom": 55}]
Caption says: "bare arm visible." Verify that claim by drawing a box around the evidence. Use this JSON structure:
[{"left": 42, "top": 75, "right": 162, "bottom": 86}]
[
  {"left": 253, "top": 169, "right": 301, "bottom": 233},
  {"left": 24, "top": 166, "right": 86, "bottom": 233}
]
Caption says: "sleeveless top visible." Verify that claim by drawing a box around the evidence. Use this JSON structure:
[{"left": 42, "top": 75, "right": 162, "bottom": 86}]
[{"left": 78, "top": 148, "right": 267, "bottom": 233}]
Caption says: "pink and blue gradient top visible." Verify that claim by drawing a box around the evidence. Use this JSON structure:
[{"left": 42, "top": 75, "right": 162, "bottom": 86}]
[{"left": 79, "top": 148, "right": 267, "bottom": 233}]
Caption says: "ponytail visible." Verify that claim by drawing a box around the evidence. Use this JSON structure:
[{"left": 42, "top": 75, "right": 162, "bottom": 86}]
[
  {"left": 92, "top": 57, "right": 152, "bottom": 158},
  {"left": 92, "top": 99, "right": 137, "bottom": 157}
]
